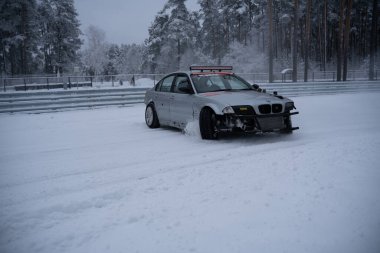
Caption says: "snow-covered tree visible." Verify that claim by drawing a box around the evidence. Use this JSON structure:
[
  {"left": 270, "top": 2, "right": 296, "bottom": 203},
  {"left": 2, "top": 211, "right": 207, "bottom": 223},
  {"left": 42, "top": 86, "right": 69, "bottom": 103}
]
[
  {"left": 199, "top": 0, "right": 225, "bottom": 63},
  {"left": 369, "top": 0, "right": 378, "bottom": 80},
  {"left": 220, "top": 0, "right": 253, "bottom": 45},
  {"left": 115, "top": 44, "right": 145, "bottom": 74},
  {"left": 143, "top": 10, "right": 170, "bottom": 73},
  {"left": 38, "top": 0, "right": 82, "bottom": 74},
  {"left": 144, "top": 0, "right": 200, "bottom": 73},
  {"left": 103, "top": 44, "right": 119, "bottom": 76},
  {"left": 166, "top": 0, "right": 198, "bottom": 70},
  {"left": 2, "top": 0, "right": 379, "bottom": 78},
  {"left": 82, "top": 25, "right": 108, "bottom": 76},
  {"left": 0, "top": 0, "right": 38, "bottom": 75}
]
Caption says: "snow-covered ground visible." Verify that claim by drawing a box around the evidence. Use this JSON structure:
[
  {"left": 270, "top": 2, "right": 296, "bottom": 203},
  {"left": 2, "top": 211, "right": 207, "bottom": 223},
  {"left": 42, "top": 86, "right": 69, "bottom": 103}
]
[{"left": 1, "top": 92, "right": 380, "bottom": 253}]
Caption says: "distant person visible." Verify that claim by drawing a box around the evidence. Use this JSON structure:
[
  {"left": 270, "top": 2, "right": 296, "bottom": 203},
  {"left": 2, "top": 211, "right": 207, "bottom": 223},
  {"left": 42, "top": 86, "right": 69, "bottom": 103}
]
[{"left": 131, "top": 75, "right": 135, "bottom": 86}]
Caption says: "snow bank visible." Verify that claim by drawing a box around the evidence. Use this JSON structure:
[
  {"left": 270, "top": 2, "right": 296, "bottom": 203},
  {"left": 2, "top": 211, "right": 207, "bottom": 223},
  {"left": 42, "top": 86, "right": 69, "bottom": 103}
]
[{"left": 0, "top": 92, "right": 380, "bottom": 253}]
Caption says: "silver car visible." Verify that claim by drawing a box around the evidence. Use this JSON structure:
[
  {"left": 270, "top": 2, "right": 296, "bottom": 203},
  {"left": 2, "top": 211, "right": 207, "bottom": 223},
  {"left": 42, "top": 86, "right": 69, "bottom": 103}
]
[{"left": 144, "top": 66, "right": 299, "bottom": 139}]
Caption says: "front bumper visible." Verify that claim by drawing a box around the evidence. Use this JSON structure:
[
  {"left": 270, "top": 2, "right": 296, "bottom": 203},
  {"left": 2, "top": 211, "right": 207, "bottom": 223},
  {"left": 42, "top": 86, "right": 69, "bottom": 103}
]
[{"left": 216, "top": 111, "right": 299, "bottom": 133}]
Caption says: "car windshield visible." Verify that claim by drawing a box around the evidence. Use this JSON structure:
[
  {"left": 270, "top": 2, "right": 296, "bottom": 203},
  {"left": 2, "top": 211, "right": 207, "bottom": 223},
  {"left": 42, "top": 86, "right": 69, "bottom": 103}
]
[{"left": 190, "top": 74, "right": 252, "bottom": 93}]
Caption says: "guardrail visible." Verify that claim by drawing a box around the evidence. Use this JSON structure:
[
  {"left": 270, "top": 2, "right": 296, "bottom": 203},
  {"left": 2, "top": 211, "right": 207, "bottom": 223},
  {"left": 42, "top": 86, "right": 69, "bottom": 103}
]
[
  {"left": 1, "top": 71, "right": 378, "bottom": 92},
  {"left": 237, "top": 70, "right": 378, "bottom": 83},
  {"left": 0, "top": 80, "right": 379, "bottom": 114},
  {"left": 0, "top": 74, "right": 165, "bottom": 92},
  {"left": 258, "top": 80, "right": 380, "bottom": 97},
  {"left": 0, "top": 87, "right": 147, "bottom": 113}
]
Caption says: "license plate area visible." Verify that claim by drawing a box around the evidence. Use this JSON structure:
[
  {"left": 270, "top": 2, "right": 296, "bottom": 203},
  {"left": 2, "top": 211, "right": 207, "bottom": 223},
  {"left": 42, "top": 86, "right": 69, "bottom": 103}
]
[{"left": 257, "top": 116, "right": 285, "bottom": 131}]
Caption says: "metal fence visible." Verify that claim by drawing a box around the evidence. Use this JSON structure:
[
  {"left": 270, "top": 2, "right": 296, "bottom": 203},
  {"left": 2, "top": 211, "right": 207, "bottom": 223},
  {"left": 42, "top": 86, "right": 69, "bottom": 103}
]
[
  {"left": 0, "top": 74, "right": 168, "bottom": 92},
  {"left": 1, "top": 70, "right": 378, "bottom": 92},
  {"left": 237, "top": 70, "right": 379, "bottom": 83},
  {"left": 1, "top": 76, "right": 95, "bottom": 91}
]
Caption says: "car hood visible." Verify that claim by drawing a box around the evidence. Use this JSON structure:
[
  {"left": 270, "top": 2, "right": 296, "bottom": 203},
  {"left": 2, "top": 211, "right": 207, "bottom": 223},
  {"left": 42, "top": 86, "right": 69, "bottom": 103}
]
[{"left": 198, "top": 90, "right": 289, "bottom": 106}]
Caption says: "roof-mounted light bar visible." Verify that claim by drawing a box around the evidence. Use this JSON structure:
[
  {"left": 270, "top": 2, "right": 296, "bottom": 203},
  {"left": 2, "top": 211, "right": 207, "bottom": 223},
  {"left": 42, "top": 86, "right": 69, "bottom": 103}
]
[{"left": 190, "top": 66, "right": 233, "bottom": 72}]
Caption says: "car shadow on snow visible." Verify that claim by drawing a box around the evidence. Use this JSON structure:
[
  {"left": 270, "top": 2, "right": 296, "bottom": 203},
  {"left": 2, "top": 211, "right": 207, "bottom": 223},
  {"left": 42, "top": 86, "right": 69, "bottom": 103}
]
[
  {"left": 141, "top": 119, "right": 300, "bottom": 145},
  {"left": 156, "top": 124, "right": 299, "bottom": 145},
  {"left": 217, "top": 131, "right": 299, "bottom": 145}
]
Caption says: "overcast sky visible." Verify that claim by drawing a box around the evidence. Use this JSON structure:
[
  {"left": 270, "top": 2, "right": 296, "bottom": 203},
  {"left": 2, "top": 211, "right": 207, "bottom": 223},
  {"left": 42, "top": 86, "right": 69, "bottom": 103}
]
[{"left": 74, "top": 0, "right": 200, "bottom": 45}]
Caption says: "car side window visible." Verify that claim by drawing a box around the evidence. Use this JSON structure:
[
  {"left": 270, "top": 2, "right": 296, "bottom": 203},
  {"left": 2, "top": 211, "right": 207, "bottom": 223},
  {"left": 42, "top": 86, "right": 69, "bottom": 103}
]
[
  {"left": 155, "top": 80, "right": 162, "bottom": 91},
  {"left": 172, "top": 75, "right": 192, "bottom": 94},
  {"left": 160, "top": 75, "right": 175, "bottom": 92}
]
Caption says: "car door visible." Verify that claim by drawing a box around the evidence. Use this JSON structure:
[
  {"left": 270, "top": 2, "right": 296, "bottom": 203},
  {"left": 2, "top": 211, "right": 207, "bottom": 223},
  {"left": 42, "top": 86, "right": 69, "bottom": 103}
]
[
  {"left": 154, "top": 75, "right": 175, "bottom": 124},
  {"left": 169, "top": 74, "right": 196, "bottom": 128}
]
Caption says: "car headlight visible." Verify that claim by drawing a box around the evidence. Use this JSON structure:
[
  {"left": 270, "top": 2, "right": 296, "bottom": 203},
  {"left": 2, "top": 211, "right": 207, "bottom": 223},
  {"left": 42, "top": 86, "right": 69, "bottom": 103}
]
[
  {"left": 285, "top": 102, "right": 295, "bottom": 111},
  {"left": 222, "top": 106, "right": 235, "bottom": 114}
]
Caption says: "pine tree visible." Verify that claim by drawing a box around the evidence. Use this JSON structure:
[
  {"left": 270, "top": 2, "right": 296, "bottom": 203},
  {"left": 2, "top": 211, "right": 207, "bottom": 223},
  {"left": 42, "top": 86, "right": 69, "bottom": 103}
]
[
  {"left": 143, "top": 9, "right": 170, "bottom": 73},
  {"left": 165, "top": 0, "right": 195, "bottom": 70},
  {"left": 144, "top": 0, "right": 199, "bottom": 73},
  {"left": 304, "top": 0, "right": 312, "bottom": 81},
  {"left": 292, "top": 0, "right": 299, "bottom": 82},
  {"left": 199, "top": 0, "right": 225, "bottom": 64},
  {"left": 268, "top": 0, "right": 274, "bottom": 83},
  {"left": 369, "top": 0, "right": 377, "bottom": 80},
  {"left": 342, "top": 0, "right": 353, "bottom": 81},
  {"left": 104, "top": 44, "right": 120, "bottom": 76},
  {"left": 220, "top": 0, "right": 252, "bottom": 45},
  {"left": 116, "top": 44, "right": 144, "bottom": 74},
  {"left": 38, "top": 0, "right": 82, "bottom": 74},
  {"left": 0, "top": 0, "right": 38, "bottom": 75}
]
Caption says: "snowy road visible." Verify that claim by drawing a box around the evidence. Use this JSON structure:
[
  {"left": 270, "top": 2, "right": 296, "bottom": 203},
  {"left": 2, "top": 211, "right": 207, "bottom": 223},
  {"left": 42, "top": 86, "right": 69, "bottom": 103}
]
[{"left": 1, "top": 93, "right": 380, "bottom": 253}]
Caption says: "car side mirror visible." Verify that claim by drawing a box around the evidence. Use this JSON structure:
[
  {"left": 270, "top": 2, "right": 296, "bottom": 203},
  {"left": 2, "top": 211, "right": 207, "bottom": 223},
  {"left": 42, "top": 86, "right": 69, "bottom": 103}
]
[
  {"left": 178, "top": 80, "right": 194, "bottom": 94},
  {"left": 251, "top": 84, "right": 260, "bottom": 90}
]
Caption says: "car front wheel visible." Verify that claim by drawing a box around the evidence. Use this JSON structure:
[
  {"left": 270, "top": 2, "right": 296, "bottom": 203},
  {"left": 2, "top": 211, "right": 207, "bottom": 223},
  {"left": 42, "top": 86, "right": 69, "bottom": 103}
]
[
  {"left": 199, "top": 108, "right": 218, "bottom": 140},
  {"left": 281, "top": 115, "right": 293, "bottom": 134},
  {"left": 145, "top": 104, "right": 160, "bottom": 128}
]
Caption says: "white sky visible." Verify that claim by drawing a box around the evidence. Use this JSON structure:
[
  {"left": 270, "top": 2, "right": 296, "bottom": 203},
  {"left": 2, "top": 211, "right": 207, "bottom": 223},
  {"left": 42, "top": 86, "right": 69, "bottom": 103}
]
[{"left": 74, "top": 0, "right": 200, "bottom": 45}]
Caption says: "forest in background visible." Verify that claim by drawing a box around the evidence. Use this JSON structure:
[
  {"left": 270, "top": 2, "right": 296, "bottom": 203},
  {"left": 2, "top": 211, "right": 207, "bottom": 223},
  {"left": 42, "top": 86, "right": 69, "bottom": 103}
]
[{"left": 0, "top": 0, "right": 379, "bottom": 81}]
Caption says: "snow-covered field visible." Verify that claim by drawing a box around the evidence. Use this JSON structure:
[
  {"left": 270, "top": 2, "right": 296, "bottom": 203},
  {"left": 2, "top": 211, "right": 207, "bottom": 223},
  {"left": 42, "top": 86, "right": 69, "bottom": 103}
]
[{"left": 1, "top": 92, "right": 380, "bottom": 253}]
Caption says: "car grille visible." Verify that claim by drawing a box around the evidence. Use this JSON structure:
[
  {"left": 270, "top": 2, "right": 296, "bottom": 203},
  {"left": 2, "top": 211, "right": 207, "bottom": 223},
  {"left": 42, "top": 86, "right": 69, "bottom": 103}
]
[
  {"left": 258, "top": 104, "right": 271, "bottom": 114},
  {"left": 257, "top": 116, "right": 285, "bottom": 131},
  {"left": 258, "top": 104, "right": 283, "bottom": 114},
  {"left": 272, "top": 104, "right": 282, "bottom": 113}
]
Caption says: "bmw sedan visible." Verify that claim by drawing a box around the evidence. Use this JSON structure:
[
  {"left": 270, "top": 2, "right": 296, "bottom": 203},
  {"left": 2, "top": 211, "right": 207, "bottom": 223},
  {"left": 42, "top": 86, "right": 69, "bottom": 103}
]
[{"left": 144, "top": 66, "right": 299, "bottom": 139}]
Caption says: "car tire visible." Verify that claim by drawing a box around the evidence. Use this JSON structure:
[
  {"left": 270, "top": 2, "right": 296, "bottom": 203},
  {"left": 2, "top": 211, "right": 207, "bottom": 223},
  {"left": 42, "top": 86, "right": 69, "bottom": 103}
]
[
  {"left": 282, "top": 115, "right": 293, "bottom": 134},
  {"left": 145, "top": 103, "right": 160, "bottom": 128},
  {"left": 199, "top": 108, "right": 218, "bottom": 140}
]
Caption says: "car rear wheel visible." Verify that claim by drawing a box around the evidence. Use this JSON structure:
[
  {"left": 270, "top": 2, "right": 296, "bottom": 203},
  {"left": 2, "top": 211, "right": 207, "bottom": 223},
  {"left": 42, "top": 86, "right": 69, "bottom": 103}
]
[
  {"left": 145, "top": 104, "right": 160, "bottom": 128},
  {"left": 199, "top": 108, "right": 218, "bottom": 140}
]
